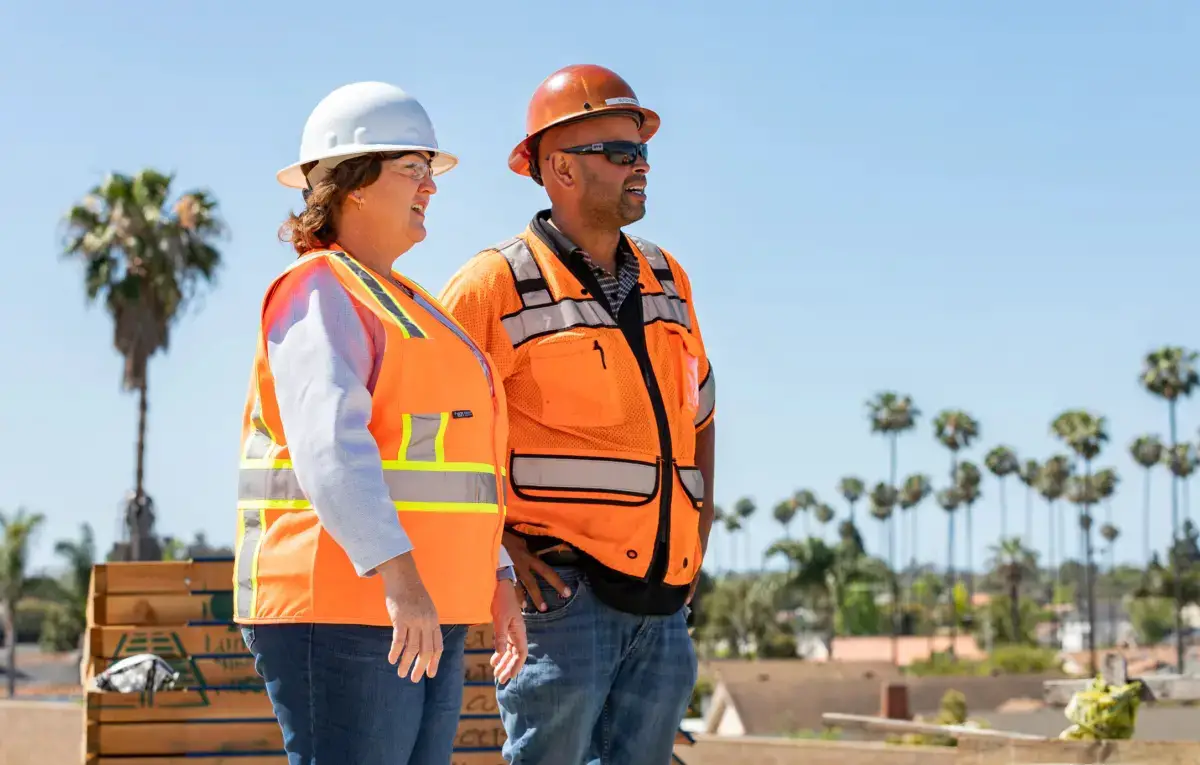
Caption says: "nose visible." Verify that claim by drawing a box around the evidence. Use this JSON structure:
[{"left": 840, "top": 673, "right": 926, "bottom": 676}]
[
  {"left": 633, "top": 157, "right": 649, "bottom": 174},
  {"left": 420, "top": 174, "right": 437, "bottom": 195}
]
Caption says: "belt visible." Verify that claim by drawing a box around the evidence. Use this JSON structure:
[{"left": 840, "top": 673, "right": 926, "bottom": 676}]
[{"left": 536, "top": 545, "right": 582, "bottom": 567}]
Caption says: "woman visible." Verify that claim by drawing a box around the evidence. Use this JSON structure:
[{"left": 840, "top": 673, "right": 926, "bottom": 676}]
[{"left": 234, "top": 81, "right": 527, "bottom": 765}]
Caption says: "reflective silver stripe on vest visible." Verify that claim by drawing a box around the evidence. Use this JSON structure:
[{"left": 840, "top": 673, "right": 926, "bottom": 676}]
[
  {"left": 238, "top": 467, "right": 498, "bottom": 505},
  {"left": 501, "top": 298, "right": 617, "bottom": 347},
  {"left": 696, "top": 369, "right": 716, "bottom": 426},
  {"left": 235, "top": 509, "right": 261, "bottom": 619},
  {"left": 498, "top": 238, "right": 552, "bottom": 307},
  {"left": 642, "top": 293, "right": 691, "bottom": 329},
  {"left": 405, "top": 414, "right": 444, "bottom": 462},
  {"left": 678, "top": 466, "right": 705, "bottom": 503},
  {"left": 510, "top": 455, "right": 657, "bottom": 497},
  {"left": 627, "top": 234, "right": 678, "bottom": 298}
]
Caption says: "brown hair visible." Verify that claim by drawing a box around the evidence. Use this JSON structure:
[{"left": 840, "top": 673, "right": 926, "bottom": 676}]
[{"left": 278, "top": 154, "right": 388, "bottom": 255}]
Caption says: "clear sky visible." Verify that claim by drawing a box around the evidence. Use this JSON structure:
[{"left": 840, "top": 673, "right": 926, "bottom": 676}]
[{"left": 3, "top": 2, "right": 1198, "bottom": 577}]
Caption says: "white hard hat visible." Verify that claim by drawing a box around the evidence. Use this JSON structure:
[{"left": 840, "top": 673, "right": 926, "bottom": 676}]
[{"left": 277, "top": 81, "right": 458, "bottom": 190}]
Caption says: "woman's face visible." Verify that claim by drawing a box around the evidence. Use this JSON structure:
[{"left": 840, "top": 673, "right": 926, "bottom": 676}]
[{"left": 356, "top": 152, "right": 437, "bottom": 252}]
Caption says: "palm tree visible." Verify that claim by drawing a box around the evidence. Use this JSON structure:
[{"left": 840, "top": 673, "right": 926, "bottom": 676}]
[
  {"left": 1017, "top": 459, "right": 1041, "bottom": 544},
  {"left": 1052, "top": 409, "right": 1108, "bottom": 676},
  {"left": 1130, "top": 435, "right": 1165, "bottom": 566},
  {"left": 1100, "top": 523, "right": 1121, "bottom": 647},
  {"left": 772, "top": 500, "right": 797, "bottom": 540},
  {"left": 899, "top": 473, "right": 932, "bottom": 579},
  {"left": 936, "top": 486, "right": 964, "bottom": 656},
  {"left": 54, "top": 523, "right": 96, "bottom": 613},
  {"left": 867, "top": 393, "right": 920, "bottom": 604},
  {"left": 734, "top": 497, "right": 756, "bottom": 570},
  {"left": 955, "top": 460, "right": 983, "bottom": 598},
  {"left": 723, "top": 512, "right": 742, "bottom": 571},
  {"left": 1, "top": 508, "right": 47, "bottom": 697},
  {"left": 868, "top": 481, "right": 900, "bottom": 664},
  {"left": 838, "top": 476, "right": 866, "bottom": 524},
  {"left": 985, "top": 446, "right": 1020, "bottom": 538},
  {"left": 813, "top": 502, "right": 836, "bottom": 537},
  {"left": 1165, "top": 444, "right": 1196, "bottom": 530},
  {"left": 62, "top": 170, "right": 224, "bottom": 560},
  {"left": 1140, "top": 345, "right": 1199, "bottom": 672},
  {"left": 793, "top": 489, "right": 817, "bottom": 537},
  {"left": 987, "top": 537, "right": 1039, "bottom": 644},
  {"left": 1038, "top": 454, "right": 1072, "bottom": 633}
]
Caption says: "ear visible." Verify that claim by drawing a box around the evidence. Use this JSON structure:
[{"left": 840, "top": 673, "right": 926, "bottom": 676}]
[{"left": 545, "top": 152, "right": 577, "bottom": 190}]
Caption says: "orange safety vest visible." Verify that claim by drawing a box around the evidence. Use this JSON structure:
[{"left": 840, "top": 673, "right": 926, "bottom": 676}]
[
  {"left": 440, "top": 228, "right": 715, "bottom": 589},
  {"left": 233, "top": 248, "right": 508, "bottom": 627}
]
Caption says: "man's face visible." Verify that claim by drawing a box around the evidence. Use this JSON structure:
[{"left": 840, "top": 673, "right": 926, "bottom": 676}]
[{"left": 544, "top": 114, "right": 650, "bottom": 229}]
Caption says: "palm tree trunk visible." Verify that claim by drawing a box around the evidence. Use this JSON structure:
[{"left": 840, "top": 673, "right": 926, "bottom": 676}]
[
  {"left": 966, "top": 503, "right": 975, "bottom": 600},
  {"left": 4, "top": 608, "right": 15, "bottom": 698},
  {"left": 1083, "top": 461, "right": 1097, "bottom": 677},
  {"left": 948, "top": 512, "right": 957, "bottom": 658},
  {"left": 1049, "top": 500, "right": 1060, "bottom": 648},
  {"left": 1143, "top": 468, "right": 1152, "bottom": 566},
  {"left": 1108, "top": 544, "right": 1116, "bottom": 648},
  {"left": 999, "top": 478, "right": 1008, "bottom": 538},
  {"left": 131, "top": 379, "right": 149, "bottom": 561},
  {"left": 1025, "top": 486, "right": 1033, "bottom": 545},
  {"left": 1169, "top": 400, "right": 1185, "bottom": 672}
]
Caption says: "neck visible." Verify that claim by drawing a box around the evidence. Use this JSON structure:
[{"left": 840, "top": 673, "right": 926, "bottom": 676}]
[
  {"left": 549, "top": 207, "right": 620, "bottom": 274},
  {"left": 335, "top": 226, "right": 410, "bottom": 276}
]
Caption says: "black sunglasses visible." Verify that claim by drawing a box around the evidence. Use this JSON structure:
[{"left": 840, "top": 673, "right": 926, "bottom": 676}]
[{"left": 560, "top": 140, "right": 649, "bottom": 166}]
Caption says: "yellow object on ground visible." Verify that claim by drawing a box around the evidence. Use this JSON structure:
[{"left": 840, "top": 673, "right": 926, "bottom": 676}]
[{"left": 1059, "top": 675, "right": 1143, "bottom": 740}]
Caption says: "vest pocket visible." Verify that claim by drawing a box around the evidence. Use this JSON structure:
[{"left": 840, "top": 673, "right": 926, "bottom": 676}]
[
  {"left": 676, "top": 464, "right": 705, "bottom": 510},
  {"left": 663, "top": 325, "right": 702, "bottom": 419},
  {"left": 527, "top": 336, "right": 622, "bottom": 427}
]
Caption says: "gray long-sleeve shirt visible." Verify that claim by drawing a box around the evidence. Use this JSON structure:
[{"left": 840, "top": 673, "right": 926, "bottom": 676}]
[{"left": 264, "top": 260, "right": 512, "bottom": 578}]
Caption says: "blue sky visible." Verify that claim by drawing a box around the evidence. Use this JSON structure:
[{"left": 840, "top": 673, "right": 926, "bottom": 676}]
[{"left": 3, "top": 2, "right": 1198, "bottom": 576}]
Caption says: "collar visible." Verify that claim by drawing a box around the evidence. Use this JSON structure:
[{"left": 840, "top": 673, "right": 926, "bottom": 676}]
[{"left": 528, "top": 209, "right": 632, "bottom": 271}]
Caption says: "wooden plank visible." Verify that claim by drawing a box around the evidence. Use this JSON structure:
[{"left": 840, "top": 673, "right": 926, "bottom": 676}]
[
  {"left": 89, "top": 685, "right": 496, "bottom": 721},
  {"left": 92, "top": 720, "right": 282, "bottom": 756},
  {"left": 90, "top": 655, "right": 262, "bottom": 688},
  {"left": 89, "top": 623, "right": 249, "bottom": 659},
  {"left": 464, "top": 650, "right": 494, "bottom": 683},
  {"left": 450, "top": 754, "right": 506, "bottom": 765},
  {"left": 89, "top": 717, "right": 504, "bottom": 757},
  {"left": 92, "top": 592, "right": 235, "bottom": 626},
  {"left": 93, "top": 758, "right": 284, "bottom": 765},
  {"left": 87, "top": 689, "right": 273, "bottom": 723},
  {"left": 465, "top": 623, "right": 494, "bottom": 650},
  {"left": 93, "top": 561, "right": 235, "bottom": 595}
]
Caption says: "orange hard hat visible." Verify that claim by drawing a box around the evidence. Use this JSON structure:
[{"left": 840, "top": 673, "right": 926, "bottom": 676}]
[{"left": 508, "top": 64, "right": 661, "bottom": 179}]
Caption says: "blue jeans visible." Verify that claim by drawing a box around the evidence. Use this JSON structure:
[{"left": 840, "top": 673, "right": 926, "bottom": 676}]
[
  {"left": 496, "top": 566, "right": 697, "bottom": 764},
  {"left": 241, "top": 623, "right": 467, "bottom": 765}
]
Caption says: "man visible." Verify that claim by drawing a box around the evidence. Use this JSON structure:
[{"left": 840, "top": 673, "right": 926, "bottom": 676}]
[{"left": 439, "top": 64, "right": 716, "bottom": 764}]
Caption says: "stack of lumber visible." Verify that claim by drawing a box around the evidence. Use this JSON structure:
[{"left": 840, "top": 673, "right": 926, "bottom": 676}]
[
  {"left": 82, "top": 557, "right": 694, "bottom": 764},
  {"left": 82, "top": 558, "right": 504, "bottom": 764}
]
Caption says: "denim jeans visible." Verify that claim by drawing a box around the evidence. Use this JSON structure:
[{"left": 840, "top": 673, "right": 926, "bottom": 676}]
[
  {"left": 495, "top": 566, "right": 697, "bottom": 764},
  {"left": 241, "top": 623, "right": 467, "bottom": 765}
]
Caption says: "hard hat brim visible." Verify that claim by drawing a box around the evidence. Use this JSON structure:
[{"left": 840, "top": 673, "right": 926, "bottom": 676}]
[
  {"left": 277, "top": 144, "right": 459, "bottom": 189},
  {"left": 508, "top": 105, "right": 660, "bottom": 177}
]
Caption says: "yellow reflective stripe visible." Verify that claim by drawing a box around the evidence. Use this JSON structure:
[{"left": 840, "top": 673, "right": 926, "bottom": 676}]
[
  {"left": 434, "top": 412, "right": 448, "bottom": 462},
  {"left": 329, "top": 252, "right": 425, "bottom": 339},
  {"left": 380, "top": 460, "right": 495, "bottom": 473},
  {"left": 397, "top": 413, "right": 414, "bottom": 461},
  {"left": 236, "top": 499, "right": 498, "bottom": 514},
  {"left": 241, "top": 458, "right": 293, "bottom": 470}
]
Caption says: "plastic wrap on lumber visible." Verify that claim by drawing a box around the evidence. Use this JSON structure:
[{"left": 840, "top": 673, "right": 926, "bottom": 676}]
[{"left": 89, "top": 655, "right": 262, "bottom": 688}]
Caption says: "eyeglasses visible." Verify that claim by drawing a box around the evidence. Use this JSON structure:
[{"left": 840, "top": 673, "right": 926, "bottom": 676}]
[
  {"left": 560, "top": 140, "right": 649, "bottom": 166},
  {"left": 381, "top": 153, "right": 434, "bottom": 181}
]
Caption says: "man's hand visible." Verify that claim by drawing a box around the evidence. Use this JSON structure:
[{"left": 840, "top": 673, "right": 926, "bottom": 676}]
[
  {"left": 490, "top": 579, "right": 528, "bottom": 684},
  {"left": 503, "top": 531, "right": 571, "bottom": 612},
  {"left": 377, "top": 553, "right": 442, "bottom": 683}
]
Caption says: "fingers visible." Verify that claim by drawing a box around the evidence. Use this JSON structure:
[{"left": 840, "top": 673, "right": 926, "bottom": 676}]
[
  {"left": 426, "top": 625, "right": 443, "bottom": 679},
  {"left": 393, "top": 628, "right": 412, "bottom": 666},
  {"left": 516, "top": 565, "right": 548, "bottom": 612},
  {"left": 494, "top": 620, "right": 529, "bottom": 684},
  {"left": 395, "top": 627, "right": 419, "bottom": 680},
  {"left": 529, "top": 558, "right": 571, "bottom": 597}
]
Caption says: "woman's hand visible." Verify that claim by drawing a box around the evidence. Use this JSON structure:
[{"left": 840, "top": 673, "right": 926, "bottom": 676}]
[
  {"left": 377, "top": 553, "right": 442, "bottom": 682},
  {"left": 489, "top": 579, "right": 528, "bottom": 684}
]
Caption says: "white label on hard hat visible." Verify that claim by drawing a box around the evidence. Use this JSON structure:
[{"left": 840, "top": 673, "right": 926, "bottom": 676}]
[{"left": 605, "top": 97, "right": 639, "bottom": 106}]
